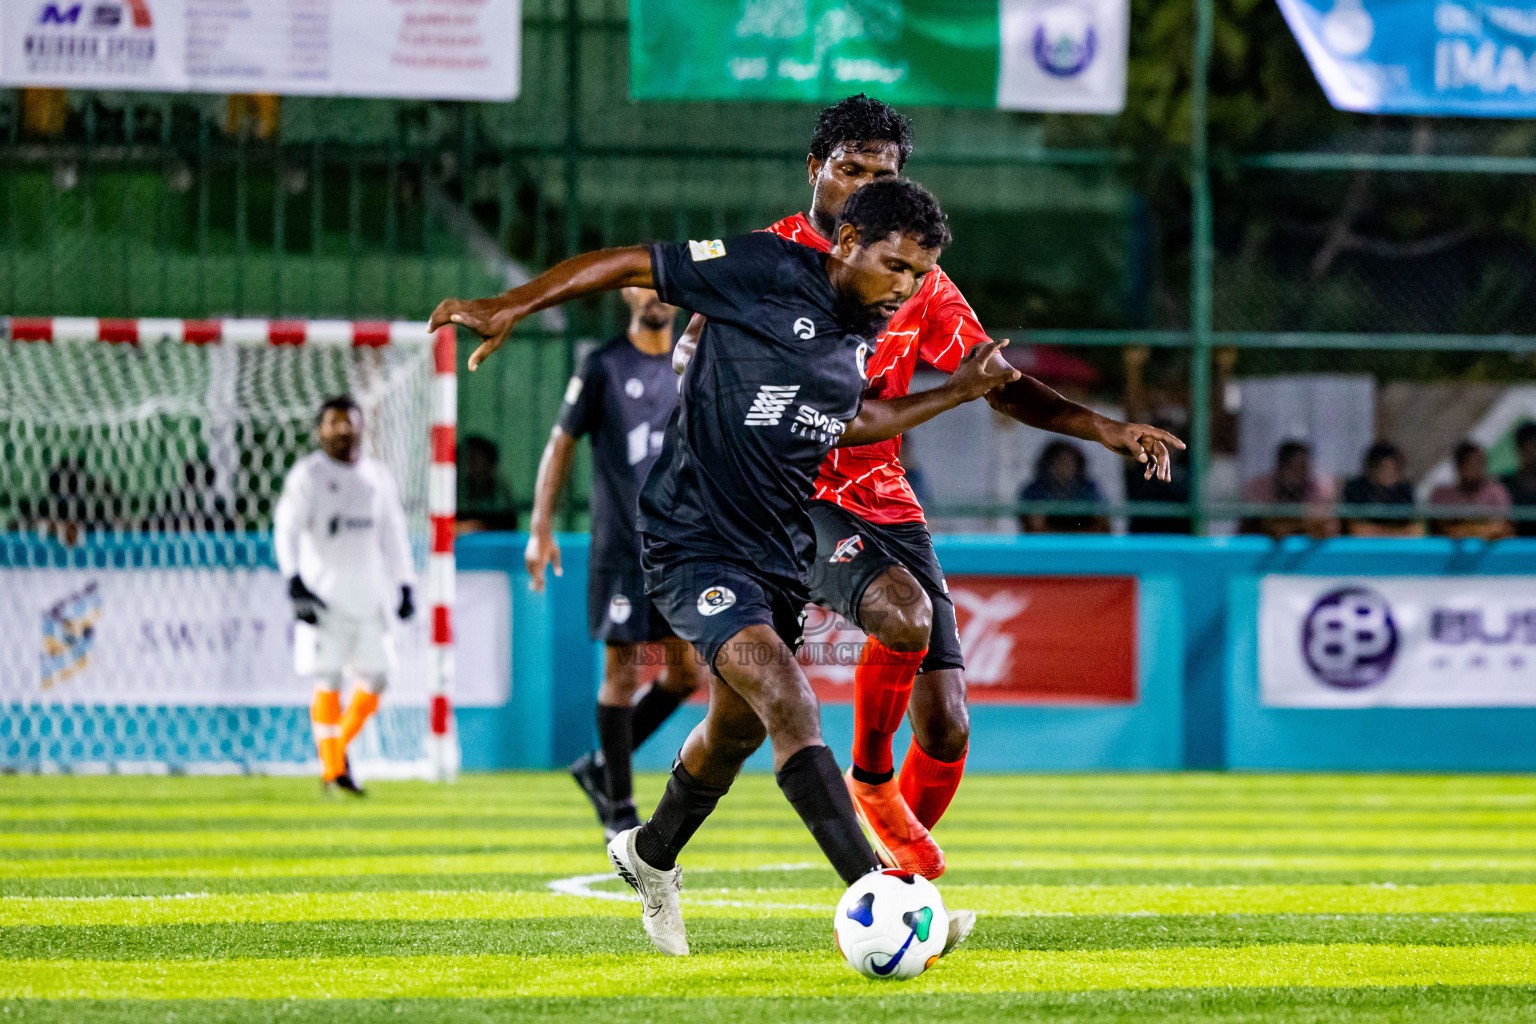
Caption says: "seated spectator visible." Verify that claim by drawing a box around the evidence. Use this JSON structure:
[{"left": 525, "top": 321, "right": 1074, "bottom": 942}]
[
  {"left": 1429, "top": 440, "right": 1513, "bottom": 541},
  {"left": 1241, "top": 440, "right": 1337, "bottom": 539},
  {"left": 1502, "top": 421, "right": 1536, "bottom": 538},
  {"left": 1342, "top": 442, "right": 1422, "bottom": 537},
  {"left": 1018, "top": 440, "right": 1108, "bottom": 534},
  {"left": 456, "top": 436, "right": 519, "bottom": 534}
]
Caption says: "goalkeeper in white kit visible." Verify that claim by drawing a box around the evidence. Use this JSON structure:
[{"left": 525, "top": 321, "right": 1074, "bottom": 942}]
[{"left": 275, "top": 395, "right": 416, "bottom": 795}]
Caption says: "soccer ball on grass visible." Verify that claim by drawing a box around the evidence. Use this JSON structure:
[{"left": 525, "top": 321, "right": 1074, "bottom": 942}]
[{"left": 833, "top": 868, "right": 947, "bottom": 979}]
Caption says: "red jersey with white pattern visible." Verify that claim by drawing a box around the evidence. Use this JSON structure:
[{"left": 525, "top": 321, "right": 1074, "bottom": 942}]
[{"left": 763, "top": 212, "right": 990, "bottom": 524}]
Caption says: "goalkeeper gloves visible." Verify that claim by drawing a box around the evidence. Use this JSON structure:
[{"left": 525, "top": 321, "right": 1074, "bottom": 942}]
[
  {"left": 288, "top": 575, "right": 326, "bottom": 625},
  {"left": 398, "top": 585, "right": 415, "bottom": 621}
]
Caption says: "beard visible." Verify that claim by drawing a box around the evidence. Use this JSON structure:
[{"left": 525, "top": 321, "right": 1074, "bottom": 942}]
[{"left": 833, "top": 292, "right": 892, "bottom": 338}]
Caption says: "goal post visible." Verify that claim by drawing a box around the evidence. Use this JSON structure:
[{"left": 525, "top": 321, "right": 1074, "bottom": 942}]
[{"left": 0, "top": 317, "right": 458, "bottom": 780}]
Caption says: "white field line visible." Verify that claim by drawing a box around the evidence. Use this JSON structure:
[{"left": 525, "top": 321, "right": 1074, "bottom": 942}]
[{"left": 547, "top": 862, "right": 828, "bottom": 911}]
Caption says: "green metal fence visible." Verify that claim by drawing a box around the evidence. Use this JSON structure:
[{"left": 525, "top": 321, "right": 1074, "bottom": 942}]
[{"left": 3, "top": 0, "right": 1535, "bottom": 533}]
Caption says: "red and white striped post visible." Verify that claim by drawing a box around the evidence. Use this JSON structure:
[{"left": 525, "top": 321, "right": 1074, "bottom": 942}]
[
  {"left": 5, "top": 316, "right": 460, "bottom": 780},
  {"left": 427, "top": 325, "right": 459, "bottom": 782}
]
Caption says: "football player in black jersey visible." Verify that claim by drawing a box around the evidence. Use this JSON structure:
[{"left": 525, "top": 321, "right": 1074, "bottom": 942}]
[
  {"left": 524, "top": 286, "right": 702, "bottom": 840},
  {"left": 432, "top": 179, "right": 1017, "bottom": 957}
]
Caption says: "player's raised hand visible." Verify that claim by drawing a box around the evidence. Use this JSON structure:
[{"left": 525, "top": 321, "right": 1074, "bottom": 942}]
[
  {"left": 945, "top": 338, "right": 1021, "bottom": 403},
  {"left": 524, "top": 529, "right": 563, "bottom": 593},
  {"left": 1097, "top": 421, "right": 1187, "bottom": 482},
  {"left": 429, "top": 296, "right": 521, "bottom": 372}
]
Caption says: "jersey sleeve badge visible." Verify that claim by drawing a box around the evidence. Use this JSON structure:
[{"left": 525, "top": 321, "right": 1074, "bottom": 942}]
[{"left": 688, "top": 239, "right": 727, "bottom": 261}]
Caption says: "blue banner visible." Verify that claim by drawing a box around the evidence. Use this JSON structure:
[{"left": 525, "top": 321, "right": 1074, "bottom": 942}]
[{"left": 1278, "top": 0, "right": 1536, "bottom": 116}]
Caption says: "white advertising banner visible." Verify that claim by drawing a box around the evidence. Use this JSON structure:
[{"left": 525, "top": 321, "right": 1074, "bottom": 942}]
[
  {"left": 0, "top": 567, "right": 509, "bottom": 708},
  {"left": 0, "top": 0, "right": 520, "bottom": 99},
  {"left": 1260, "top": 575, "right": 1536, "bottom": 707},
  {"left": 997, "top": 0, "right": 1129, "bottom": 114}
]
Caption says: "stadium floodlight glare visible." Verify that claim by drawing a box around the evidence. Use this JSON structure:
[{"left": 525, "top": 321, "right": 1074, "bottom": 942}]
[{"left": 0, "top": 317, "right": 458, "bottom": 781}]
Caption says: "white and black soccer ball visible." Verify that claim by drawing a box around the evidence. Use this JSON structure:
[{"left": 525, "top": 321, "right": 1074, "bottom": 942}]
[{"left": 833, "top": 868, "right": 947, "bottom": 979}]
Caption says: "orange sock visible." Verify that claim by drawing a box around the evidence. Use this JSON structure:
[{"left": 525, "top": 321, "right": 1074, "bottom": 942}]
[
  {"left": 851, "top": 638, "right": 925, "bottom": 779},
  {"left": 339, "top": 688, "right": 381, "bottom": 747},
  {"left": 899, "top": 740, "right": 966, "bottom": 830},
  {"left": 310, "top": 689, "right": 345, "bottom": 781}
]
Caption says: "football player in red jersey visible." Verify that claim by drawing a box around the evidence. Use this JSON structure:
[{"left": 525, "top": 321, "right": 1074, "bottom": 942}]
[{"left": 675, "top": 95, "right": 1183, "bottom": 881}]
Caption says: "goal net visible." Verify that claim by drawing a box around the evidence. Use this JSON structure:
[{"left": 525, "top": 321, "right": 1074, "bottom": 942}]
[{"left": 0, "top": 317, "right": 458, "bottom": 780}]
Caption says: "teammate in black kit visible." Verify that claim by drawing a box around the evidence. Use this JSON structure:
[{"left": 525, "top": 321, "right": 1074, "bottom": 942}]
[
  {"left": 431, "top": 178, "right": 1017, "bottom": 957},
  {"left": 524, "top": 286, "right": 701, "bottom": 840}
]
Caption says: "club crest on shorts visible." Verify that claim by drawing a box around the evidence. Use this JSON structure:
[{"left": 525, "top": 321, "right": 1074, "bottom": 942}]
[
  {"left": 608, "top": 595, "right": 633, "bottom": 624},
  {"left": 829, "top": 534, "right": 864, "bottom": 563},
  {"left": 697, "top": 586, "right": 736, "bottom": 616}
]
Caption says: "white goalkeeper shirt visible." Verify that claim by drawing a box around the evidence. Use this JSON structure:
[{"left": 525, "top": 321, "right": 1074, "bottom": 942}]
[{"left": 274, "top": 451, "right": 415, "bottom": 619}]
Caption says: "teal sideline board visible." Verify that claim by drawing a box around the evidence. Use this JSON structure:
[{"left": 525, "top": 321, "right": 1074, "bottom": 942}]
[
  {"left": 7, "top": 532, "right": 1533, "bottom": 772},
  {"left": 457, "top": 532, "right": 1536, "bottom": 773},
  {"left": 460, "top": 531, "right": 1193, "bottom": 772}
]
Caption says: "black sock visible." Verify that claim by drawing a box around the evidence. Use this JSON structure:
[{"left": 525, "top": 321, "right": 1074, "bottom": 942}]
[
  {"left": 776, "top": 744, "right": 882, "bottom": 885},
  {"left": 596, "top": 704, "right": 634, "bottom": 807},
  {"left": 631, "top": 683, "right": 685, "bottom": 748},
  {"left": 633, "top": 761, "right": 731, "bottom": 871}
]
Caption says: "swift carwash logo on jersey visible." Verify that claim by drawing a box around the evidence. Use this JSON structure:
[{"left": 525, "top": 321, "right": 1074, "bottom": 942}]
[
  {"left": 791, "top": 403, "right": 847, "bottom": 445},
  {"left": 744, "top": 385, "right": 800, "bottom": 426},
  {"left": 40, "top": 580, "right": 102, "bottom": 691},
  {"left": 24, "top": 1, "right": 157, "bottom": 77}
]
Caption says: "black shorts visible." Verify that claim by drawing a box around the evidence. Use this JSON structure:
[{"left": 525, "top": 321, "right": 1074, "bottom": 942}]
[
  {"left": 805, "top": 499, "right": 963, "bottom": 675},
  {"left": 588, "top": 563, "right": 674, "bottom": 645},
  {"left": 642, "top": 540, "right": 808, "bottom": 675}
]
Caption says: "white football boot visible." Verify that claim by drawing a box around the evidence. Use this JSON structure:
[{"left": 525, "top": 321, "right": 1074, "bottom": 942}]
[
  {"left": 942, "top": 908, "right": 976, "bottom": 955},
  {"left": 607, "top": 827, "right": 689, "bottom": 956}
]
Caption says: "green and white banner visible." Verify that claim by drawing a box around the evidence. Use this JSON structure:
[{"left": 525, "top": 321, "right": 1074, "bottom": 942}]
[{"left": 629, "top": 0, "right": 1127, "bottom": 112}]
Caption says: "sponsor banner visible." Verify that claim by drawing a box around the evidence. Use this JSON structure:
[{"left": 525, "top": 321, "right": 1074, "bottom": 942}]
[
  {"left": 0, "top": 567, "right": 508, "bottom": 707},
  {"left": 0, "top": 0, "right": 520, "bottom": 99},
  {"left": 1260, "top": 575, "right": 1536, "bottom": 707},
  {"left": 1277, "top": 0, "right": 1536, "bottom": 116},
  {"left": 798, "top": 575, "right": 1138, "bottom": 704},
  {"left": 630, "top": 0, "right": 1127, "bottom": 113}
]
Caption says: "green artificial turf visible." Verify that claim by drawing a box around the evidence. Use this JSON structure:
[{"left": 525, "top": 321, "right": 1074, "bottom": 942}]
[{"left": 3, "top": 772, "right": 1535, "bottom": 1021}]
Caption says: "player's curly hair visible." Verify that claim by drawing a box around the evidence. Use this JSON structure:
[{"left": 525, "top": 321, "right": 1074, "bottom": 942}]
[
  {"left": 836, "top": 177, "right": 951, "bottom": 252},
  {"left": 809, "top": 94, "right": 913, "bottom": 168}
]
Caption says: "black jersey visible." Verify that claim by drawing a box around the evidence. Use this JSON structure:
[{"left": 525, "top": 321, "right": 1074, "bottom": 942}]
[
  {"left": 557, "top": 334, "right": 677, "bottom": 570},
  {"left": 639, "top": 231, "right": 875, "bottom": 584}
]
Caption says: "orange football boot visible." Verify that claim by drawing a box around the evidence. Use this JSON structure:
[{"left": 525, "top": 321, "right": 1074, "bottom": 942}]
[{"left": 845, "top": 768, "right": 946, "bottom": 879}]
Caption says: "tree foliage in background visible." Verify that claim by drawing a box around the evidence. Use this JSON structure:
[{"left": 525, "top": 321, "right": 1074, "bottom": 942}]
[{"left": 1066, "top": 0, "right": 1536, "bottom": 379}]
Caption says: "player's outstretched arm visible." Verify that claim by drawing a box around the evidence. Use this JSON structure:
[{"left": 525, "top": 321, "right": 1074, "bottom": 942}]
[
  {"left": 985, "top": 373, "right": 1187, "bottom": 483},
  {"left": 524, "top": 426, "right": 577, "bottom": 592},
  {"left": 838, "top": 339, "right": 1020, "bottom": 448},
  {"left": 429, "top": 246, "right": 655, "bottom": 371},
  {"left": 673, "top": 313, "right": 705, "bottom": 375}
]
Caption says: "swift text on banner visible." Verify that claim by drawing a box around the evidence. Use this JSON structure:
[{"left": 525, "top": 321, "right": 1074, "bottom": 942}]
[{"left": 0, "top": 567, "right": 509, "bottom": 707}]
